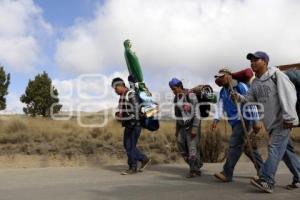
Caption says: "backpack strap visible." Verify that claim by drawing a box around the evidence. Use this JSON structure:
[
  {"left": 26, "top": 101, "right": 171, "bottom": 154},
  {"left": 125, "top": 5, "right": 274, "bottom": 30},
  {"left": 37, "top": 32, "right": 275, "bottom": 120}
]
[
  {"left": 173, "top": 89, "right": 192, "bottom": 118},
  {"left": 271, "top": 72, "right": 278, "bottom": 86},
  {"left": 125, "top": 89, "right": 135, "bottom": 102},
  {"left": 173, "top": 89, "right": 192, "bottom": 103},
  {"left": 185, "top": 89, "right": 192, "bottom": 103}
]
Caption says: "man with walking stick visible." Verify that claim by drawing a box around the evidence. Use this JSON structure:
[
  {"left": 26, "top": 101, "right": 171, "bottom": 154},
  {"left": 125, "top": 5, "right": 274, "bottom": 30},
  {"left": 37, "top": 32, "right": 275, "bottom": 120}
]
[{"left": 212, "top": 68, "right": 263, "bottom": 182}]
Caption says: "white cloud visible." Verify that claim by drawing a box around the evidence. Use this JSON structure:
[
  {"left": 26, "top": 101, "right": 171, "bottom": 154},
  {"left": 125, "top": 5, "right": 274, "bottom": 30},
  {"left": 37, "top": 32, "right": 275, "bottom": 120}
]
[
  {"left": 55, "top": 0, "right": 300, "bottom": 80},
  {"left": 0, "top": 0, "right": 53, "bottom": 71},
  {"left": 0, "top": 92, "right": 25, "bottom": 114},
  {"left": 52, "top": 71, "right": 129, "bottom": 112}
]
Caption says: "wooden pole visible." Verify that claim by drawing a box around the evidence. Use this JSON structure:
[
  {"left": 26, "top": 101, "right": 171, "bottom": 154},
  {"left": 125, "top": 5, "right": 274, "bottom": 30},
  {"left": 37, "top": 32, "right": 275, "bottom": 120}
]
[{"left": 228, "top": 80, "right": 259, "bottom": 171}]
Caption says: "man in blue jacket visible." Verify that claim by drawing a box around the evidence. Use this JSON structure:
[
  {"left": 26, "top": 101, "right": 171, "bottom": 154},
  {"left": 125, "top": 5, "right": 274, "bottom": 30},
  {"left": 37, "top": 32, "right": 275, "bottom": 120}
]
[{"left": 212, "top": 68, "right": 263, "bottom": 182}]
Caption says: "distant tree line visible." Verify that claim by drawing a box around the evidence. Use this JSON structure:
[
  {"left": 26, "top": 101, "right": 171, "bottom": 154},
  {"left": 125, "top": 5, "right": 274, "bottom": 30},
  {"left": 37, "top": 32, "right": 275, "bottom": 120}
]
[{"left": 0, "top": 66, "right": 62, "bottom": 117}]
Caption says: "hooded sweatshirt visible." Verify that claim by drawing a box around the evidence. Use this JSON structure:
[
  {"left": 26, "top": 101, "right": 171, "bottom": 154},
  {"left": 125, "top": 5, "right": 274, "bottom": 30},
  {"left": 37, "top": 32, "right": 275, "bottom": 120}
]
[
  {"left": 239, "top": 67, "right": 298, "bottom": 132},
  {"left": 285, "top": 69, "right": 300, "bottom": 107}
]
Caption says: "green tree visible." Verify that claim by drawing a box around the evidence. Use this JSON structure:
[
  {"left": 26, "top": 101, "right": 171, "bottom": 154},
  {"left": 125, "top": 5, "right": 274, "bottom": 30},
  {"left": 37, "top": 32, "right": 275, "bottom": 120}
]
[
  {"left": 0, "top": 66, "right": 10, "bottom": 110},
  {"left": 20, "top": 71, "right": 62, "bottom": 117}
]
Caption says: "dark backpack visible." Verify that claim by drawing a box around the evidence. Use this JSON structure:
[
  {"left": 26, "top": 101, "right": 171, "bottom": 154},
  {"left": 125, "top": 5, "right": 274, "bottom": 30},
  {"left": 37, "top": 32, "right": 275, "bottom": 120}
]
[
  {"left": 126, "top": 75, "right": 159, "bottom": 132},
  {"left": 174, "top": 85, "right": 216, "bottom": 118},
  {"left": 191, "top": 85, "right": 217, "bottom": 117},
  {"left": 125, "top": 89, "right": 159, "bottom": 132}
]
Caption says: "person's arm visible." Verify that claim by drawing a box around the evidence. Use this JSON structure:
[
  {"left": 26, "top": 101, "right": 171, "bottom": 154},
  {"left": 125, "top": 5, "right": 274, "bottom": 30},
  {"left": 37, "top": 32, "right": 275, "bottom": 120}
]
[
  {"left": 188, "top": 93, "right": 200, "bottom": 128},
  {"left": 211, "top": 94, "right": 223, "bottom": 132},
  {"left": 127, "top": 91, "right": 140, "bottom": 121},
  {"left": 213, "top": 95, "right": 224, "bottom": 122},
  {"left": 188, "top": 92, "right": 200, "bottom": 139},
  {"left": 236, "top": 83, "right": 257, "bottom": 103},
  {"left": 276, "top": 71, "right": 299, "bottom": 126},
  {"left": 237, "top": 83, "right": 260, "bottom": 123},
  {"left": 115, "top": 97, "right": 123, "bottom": 121},
  {"left": 175, "top": 122, "right": 180, "bottom": 137}
]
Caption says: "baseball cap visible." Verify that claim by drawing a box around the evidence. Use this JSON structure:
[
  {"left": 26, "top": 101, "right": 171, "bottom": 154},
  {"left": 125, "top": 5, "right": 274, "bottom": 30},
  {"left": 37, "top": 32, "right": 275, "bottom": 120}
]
[
  {"left": 246, "top": 51, "right": 269, "bottom": 63},
  {"left": 214, "top": 68, "right": 232, "bottom": 78},
  {"left": 169, "top": 78, "right": 182, "bottom": 88}
]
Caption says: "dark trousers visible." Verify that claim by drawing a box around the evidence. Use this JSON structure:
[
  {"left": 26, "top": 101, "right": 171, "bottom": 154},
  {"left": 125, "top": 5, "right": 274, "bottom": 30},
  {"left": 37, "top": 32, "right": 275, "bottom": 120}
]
[{"left": 123, "top": 126, "right": 147, "bottom": 169}]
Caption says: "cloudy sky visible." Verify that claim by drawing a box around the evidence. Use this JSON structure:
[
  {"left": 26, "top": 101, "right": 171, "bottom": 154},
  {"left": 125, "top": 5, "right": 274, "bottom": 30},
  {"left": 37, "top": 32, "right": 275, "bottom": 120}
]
[{"left": 1, "top": 0, "right": 300, "bottom": 113}]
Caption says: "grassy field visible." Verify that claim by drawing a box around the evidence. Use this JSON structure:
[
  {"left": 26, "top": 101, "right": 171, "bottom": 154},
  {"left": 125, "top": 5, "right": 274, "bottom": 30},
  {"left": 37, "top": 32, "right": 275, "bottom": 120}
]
[{"left": 0, "top": 114, "right": 299, "bottom": 168}]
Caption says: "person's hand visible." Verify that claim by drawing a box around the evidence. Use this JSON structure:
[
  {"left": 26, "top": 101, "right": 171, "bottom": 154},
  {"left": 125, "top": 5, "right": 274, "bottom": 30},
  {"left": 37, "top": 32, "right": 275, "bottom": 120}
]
[
  {"left": 283, "top": 121, "right": 294, "bottom": 129},
  {"left": 115, "top": 112, "right": 121, "bottom": 121},
  {"left": 210, "top": 121, "right": 218, "bottom": 132},
  {"left": 252, "top": 122, "right": 261, "bottom": 134},
  {"left": 230, "top": 91, "right": 239, "bottom": 102},
  {"left": 191, "top": 127, "right": 197, "bottom": 140}
]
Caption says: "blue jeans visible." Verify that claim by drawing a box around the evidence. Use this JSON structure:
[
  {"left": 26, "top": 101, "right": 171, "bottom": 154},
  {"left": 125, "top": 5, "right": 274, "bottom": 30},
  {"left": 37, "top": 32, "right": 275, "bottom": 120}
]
[
  {"left": 123, "top": 126, "right": 147, "bottom": 169},
  {"left": 223, "top": 122, "right": 263, "bottom": 179},
  {"left": 260, "top": 127, "right": 300, "bottom": 185}
]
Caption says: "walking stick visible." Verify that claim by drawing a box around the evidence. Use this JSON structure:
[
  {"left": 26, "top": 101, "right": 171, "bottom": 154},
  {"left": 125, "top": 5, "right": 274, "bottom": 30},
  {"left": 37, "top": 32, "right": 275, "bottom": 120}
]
[{"left": 228, "top": 80, "right": 260, "bottom": 171}]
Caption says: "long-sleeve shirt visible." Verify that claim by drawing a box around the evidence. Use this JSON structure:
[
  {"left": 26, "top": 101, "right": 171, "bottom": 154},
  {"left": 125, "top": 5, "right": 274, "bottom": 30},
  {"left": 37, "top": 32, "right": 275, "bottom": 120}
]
[
  {"left": 117, "top": 89, "right": 140, "bottom": 127},
  {"left": 238, "top": 67, "right": 298, "bottom": 132},
  {"left": 214, "top": 82, "right": 259, "bottom": 127},
  {"left": 285, "top": 70, "right": 300, "bottom": 107}
]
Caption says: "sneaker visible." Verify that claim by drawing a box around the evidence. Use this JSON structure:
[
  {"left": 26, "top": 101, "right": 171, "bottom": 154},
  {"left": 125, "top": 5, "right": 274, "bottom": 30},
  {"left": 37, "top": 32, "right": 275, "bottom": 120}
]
[
  {"left": 121, "top": 168, "right": 137, "bottom": 175},
  {"left": 250, "top": 178, "right": 274, "bottom": 193},
  {"left": 286, "top": 182, "right": 300, "bottom": 190},
  {"left": 186, "top": 170, "right": 202, "bottom": 178},
  {"left": 139, "top": 158, "right": 151, "bottom": 172},
  {"left": 251, "top": 176, "right": 259, "bottom": 181},
  {"left": 214, "top": 172, "right": 232, "bottom": 182}
]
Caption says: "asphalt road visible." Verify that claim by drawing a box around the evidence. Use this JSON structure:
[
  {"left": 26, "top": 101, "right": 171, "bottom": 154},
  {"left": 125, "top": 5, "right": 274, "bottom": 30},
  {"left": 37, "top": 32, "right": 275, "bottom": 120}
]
[{"left": 0, "top": 162, "right": 299, "bottom": 200}]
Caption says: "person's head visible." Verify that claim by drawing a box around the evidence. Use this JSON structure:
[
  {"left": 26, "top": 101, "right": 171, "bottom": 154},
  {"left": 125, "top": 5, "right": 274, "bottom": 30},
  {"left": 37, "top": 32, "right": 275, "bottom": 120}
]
[
  {"left": 214, "top": 68, "right": 232, "bottom": 87},
  {"left": 246, "top": 51, "right": 269, "bottom": 75},
  {"left": 169, "top": 78, "right": 184, "bottom": 95},
  {"left": 111, "top": 77, "right": 126, "bottom": 95},
  {"left": 124, "top": 39, "right": 132, "bottom": 49}
]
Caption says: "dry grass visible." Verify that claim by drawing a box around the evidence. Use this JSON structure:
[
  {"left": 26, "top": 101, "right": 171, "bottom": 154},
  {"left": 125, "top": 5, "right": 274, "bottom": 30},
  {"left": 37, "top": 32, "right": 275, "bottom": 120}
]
[
  {"left": 291, "top": 128, "right": 300, "bottom": 143},
  {"left": 0, "top": 115, "right": 299, "bottom": 167}
]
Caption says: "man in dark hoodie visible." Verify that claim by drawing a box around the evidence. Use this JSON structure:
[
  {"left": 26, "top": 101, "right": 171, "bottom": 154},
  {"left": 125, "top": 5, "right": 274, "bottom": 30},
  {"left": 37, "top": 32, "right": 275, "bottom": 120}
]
[
  {"left": 112, "top": 77, "right": 151, "bottom": 175},
  {"left": 169, "top": 78, "right": 202, "bottom": 178},
  {"left": 234, "top": 51, "right": 300, "bottom": 193}
]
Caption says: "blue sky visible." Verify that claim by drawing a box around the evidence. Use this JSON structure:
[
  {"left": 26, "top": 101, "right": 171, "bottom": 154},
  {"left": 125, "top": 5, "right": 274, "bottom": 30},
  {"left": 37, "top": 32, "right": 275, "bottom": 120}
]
[
  {"left": 35, "top": 0, "right": 99, "bottom": 28},
  {"left": 1, "top": 0, "right": 300, "bottom": 113},
  {"left": 33, "top": 0, "right": 102, "bottom": 77},
  {"left": 1, "top": 0, "right": 105, "bottom": 113}
]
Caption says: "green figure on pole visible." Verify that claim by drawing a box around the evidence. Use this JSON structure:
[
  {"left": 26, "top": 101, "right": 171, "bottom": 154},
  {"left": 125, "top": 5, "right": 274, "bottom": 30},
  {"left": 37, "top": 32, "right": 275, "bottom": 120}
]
[
  {"left": 124, "top": 39, "right": 150, "bottom": 95},
  {"left": 123, "top": 39, "right": 158, "bottom": 118},
  {"left": 124, "top": 39, "right": 143, "bottom": 82}
]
